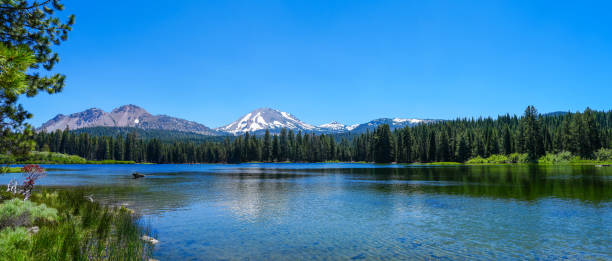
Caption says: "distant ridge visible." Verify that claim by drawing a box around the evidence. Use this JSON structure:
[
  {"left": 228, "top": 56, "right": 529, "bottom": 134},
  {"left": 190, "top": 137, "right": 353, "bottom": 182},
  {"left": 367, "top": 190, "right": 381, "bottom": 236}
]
[
  {"left": 39, "top": 105, "right": 440, "bottom": 136},
  {"left": 543, "top": 111, "right": 570, "bottom": 117},
  {"left": 39, "top": 105, "right": 221, "bottom": 136}
]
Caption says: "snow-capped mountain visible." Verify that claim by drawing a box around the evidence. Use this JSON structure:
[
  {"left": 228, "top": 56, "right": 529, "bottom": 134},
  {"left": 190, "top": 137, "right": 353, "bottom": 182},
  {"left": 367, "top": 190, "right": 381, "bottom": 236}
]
[
  {"left": 216, "top": 108, "right": 318, "bottom": 135},
  {"left": 347, "top": 118, "right": 437, "bottom": 133},
  {"left": 39, "top": 105, "right": 221, "bottom": 135},
  {"left": 39, "top": 105, "right": 439, "bottom": 137},
  {"left": 319, "top": 121, "right": 347, "bottom": 131},
  {"left": 317, "top": 118, "right": 436, "bottom": 134}
]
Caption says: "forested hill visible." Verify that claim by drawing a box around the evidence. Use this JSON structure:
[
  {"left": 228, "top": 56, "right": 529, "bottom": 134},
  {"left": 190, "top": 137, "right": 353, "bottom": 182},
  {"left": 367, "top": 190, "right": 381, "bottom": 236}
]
[
  {"left": 71, "top": 127, "right": 228, "bottom": 143},
  {"left": 32, "top": 107, "right": 612, "bottom": 164}
]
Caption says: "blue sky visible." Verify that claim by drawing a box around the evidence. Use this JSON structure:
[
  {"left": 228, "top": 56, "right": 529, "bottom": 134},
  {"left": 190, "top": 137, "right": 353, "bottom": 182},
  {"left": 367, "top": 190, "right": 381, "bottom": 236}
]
[{"left": 24, "top": 0, "right": 612, "bottom": 128}]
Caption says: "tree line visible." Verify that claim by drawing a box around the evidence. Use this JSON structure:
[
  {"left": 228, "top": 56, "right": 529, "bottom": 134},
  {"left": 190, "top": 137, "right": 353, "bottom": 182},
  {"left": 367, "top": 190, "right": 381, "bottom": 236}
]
[{"left": 32, "top": 106, "right": 612, "bottom": 163}]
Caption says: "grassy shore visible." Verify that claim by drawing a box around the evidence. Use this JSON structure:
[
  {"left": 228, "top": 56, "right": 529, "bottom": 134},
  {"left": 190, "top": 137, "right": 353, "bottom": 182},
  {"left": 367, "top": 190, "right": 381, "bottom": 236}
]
[
  {"left": 0, "top": 189, "right": 154, "bottom": 260},
  {"left": 0, "top": 152, "right": 136, "bottom": 165},
  {"left": 0, "top": 167, "right": 23, "bottom": 173}
]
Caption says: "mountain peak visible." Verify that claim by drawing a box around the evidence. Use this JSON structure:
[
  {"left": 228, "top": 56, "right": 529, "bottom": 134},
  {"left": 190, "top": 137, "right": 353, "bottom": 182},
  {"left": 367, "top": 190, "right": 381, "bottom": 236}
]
[
  {"left": 111, "top": 104, "right": 148, "bottom": 114},
  {"left": 319, "top": 121, "right": 347, "bottom": 131},
  {"left": 216, "top": 108, "right": 316, "bottom": 135},
  {"left": 39, "top": 105, "right": 220, "bottom": 135}
]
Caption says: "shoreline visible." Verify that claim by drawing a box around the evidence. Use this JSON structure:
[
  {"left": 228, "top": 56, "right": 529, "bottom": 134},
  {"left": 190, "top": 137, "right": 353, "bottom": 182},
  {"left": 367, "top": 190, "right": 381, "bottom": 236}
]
[{"left": 3, "top": 161, "right": 612, "bottom": 167}]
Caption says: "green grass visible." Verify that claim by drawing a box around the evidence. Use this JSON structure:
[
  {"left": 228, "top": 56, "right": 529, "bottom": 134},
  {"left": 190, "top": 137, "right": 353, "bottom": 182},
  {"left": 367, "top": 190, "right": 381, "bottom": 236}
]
[
  {"left": 0, "top": 167, "right": 22, "bottom": 173},
  {"left": 0, "top": 152, "right": 137, "bottom": 165},
  {"left": 0, "top": 190, "right": 153, "bottom": 260},
  {"left": 466, "top": 153, "right": 531, "bottom": 164},
  {"left": 411, "top": 162, "right": 464, "bottom": 165},
  {"left": 0, "top": 227, "right": 30, "bottom": 260}
]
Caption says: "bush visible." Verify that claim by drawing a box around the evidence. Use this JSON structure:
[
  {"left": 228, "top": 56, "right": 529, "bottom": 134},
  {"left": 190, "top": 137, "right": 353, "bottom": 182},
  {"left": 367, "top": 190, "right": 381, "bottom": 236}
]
[
  {"left": 0, "top": 227, "right": 31, "bottom": 260},
  {"left": 0, "top": 199, "right": 58, "bottom": 230},
  {"left": 466, "top": 156, "right": 488, "bottom": 164},
  {"left": 508, "top": 153, "right": 530, "bottom": 163},
  {"left": 538, "top": 151, "right": 574, "bottom": 164},
  {"left": 466, "top": 153, "right": 529, "bottom": 164},
  {"left": 594, "top": 148, "right": 612, "bottom": 161},
  {"left": 486, "top": 154, "right": 510, "bottom": 163}
]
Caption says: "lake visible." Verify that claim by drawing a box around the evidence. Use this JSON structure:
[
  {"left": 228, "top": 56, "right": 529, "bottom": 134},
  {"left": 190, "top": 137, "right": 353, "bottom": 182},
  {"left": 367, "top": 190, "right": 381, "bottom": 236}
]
[{"left": 2, "top": 163, "right": 611, "bottom": 260}]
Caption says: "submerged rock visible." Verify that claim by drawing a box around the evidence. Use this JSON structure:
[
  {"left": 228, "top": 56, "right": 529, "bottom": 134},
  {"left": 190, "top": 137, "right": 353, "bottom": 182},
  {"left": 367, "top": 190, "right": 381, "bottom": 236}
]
[
  {"left": 132, "top": 172, "right": 145, "bottom": 178},
  {"left": 141, "top": 235, "right": 159, "bottom": 244}
]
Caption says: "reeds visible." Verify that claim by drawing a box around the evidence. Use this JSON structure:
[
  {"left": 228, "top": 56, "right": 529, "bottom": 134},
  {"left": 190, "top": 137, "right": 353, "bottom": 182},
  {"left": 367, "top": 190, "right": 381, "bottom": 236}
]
[{"left": 0, "top": 189, "right": 154, "bottom": 260}]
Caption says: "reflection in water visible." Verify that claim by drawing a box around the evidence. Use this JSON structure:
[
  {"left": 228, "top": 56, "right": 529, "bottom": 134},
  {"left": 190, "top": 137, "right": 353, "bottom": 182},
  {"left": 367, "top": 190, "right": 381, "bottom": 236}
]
[
  {"left": 0, "top": 163, "right": 610, "bottom": 259},
  {"left": 290, "top": 165, "right": 612, "bottom": 202}
]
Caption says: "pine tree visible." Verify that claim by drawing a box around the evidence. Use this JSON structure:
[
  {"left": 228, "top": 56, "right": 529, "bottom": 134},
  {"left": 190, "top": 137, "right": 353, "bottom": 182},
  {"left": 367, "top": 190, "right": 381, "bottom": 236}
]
[
  {"left": 373, "top": 124, "right": 393, "bottom": 163},
  {"left": 520, "top": 105, "right": 544, "bottom": 160},
  {"left": 455, "top": 133, "right": 470, "bottom": 162},
  {"left": 0, "top": 1, "right": 74, "bottom": 158}
]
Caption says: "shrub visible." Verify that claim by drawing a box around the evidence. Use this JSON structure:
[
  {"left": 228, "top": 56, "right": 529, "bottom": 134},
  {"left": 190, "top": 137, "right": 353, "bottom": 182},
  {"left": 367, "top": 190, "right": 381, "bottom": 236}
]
[
  {"left": 467, "top": 153, "right": 529, "bottom": 164},
  {"left": 486, "top": 154, "right": 510, "bottom": 163},
  {"left": 539, "top": 151, "right": 574, "bottom": 164},
  {"left": 466, "top": 156, "right": 488, "bottom": 164},
  {"left": 0, "top": 199, "right": 58, "bottom": 230},
  {"left": 508, "top": 153, "right": 530, "bottom": 163},
  {"left": 0, "top": 227, "right": 31, "bottom": 260},
  {"left": 594, "top": 148, "right": 612, "bottom": 161}
]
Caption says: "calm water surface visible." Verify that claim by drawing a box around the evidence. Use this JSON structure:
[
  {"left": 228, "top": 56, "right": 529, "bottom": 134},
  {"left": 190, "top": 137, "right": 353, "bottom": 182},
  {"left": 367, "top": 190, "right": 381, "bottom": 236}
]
[{"left": 2, "top": 163, "right": 611, "bottom": 260}]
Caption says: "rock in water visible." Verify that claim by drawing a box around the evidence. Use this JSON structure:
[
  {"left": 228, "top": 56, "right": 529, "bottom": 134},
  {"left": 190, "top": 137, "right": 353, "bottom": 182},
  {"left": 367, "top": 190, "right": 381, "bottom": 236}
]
[
  {"left": 132, "top": 172, "right": 145, "bottom": 178},
  {"left": 141, "top": 235, "right": 159, "bottom": 244}
]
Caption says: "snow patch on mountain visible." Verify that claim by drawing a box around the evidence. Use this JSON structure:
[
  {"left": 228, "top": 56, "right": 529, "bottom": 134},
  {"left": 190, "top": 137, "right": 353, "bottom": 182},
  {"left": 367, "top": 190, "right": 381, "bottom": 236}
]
[
  {"left": 216, "top": 108, "right": 317, "bottom": 135},
  {"left": 319, "top": 121, "right": 347, "bottom": 131},
  {"left": 393, "top": 118, "right": 424, "bottom": 124}
]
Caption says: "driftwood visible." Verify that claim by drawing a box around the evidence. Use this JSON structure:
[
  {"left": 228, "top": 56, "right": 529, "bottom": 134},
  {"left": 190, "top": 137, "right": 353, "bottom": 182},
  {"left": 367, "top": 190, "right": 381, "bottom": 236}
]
[
  {"left": 595, "top": 164, "right": 610, "bottom": 167},
  {"left": 132, "top": 172, "right": 145, "bottom": 178}
]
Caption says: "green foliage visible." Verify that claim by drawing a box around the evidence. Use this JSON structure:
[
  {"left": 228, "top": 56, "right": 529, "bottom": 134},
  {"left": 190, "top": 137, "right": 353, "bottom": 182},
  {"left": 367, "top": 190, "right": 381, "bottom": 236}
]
[
  {"left": 538, "top": 151, "right": 575, "bottom": 164},
  {"left": 507, "top": 153, "right": 530, "bottom": 163},
  {"left": 594, "top": 148, "right": 612, "bottom": 161},
  {"left": 373, "top": 124, "right": 393, "bottom": 163},
  {"left": 72, "top": 126, "right": 228, "bottom": 143},
  {"left": 0, "top": 0, "right": 74, "bottom": 157},
  {"left": 466, "top": 156, "right": 488, "bottom": 164},
  {"left": 520, "top": 105, "right": 545, "bottom": 159},
  {"left": 0, "top": 227, "right": 31, "bottom": 260},
  {"left": 0, "top": 190, "right": 153, "bottom": 260},
  {"left": 0, "top": 43, "right": 36, "bottom": 156},
  {"left": 0, "top": 166, "right": 21, "bottom": 173},
  {"left": 0, "top": 198, "right": 57, "bottom": 229},
  {"left": 0, "top": 151, "right": 87, "bottom": 164},
  {"left": 0, "top": 0, "right": 75, "bottom": 93},
  {"left": 0, "top": 151, "right": 137, "bottom": 164},
  {"left": 466, "top": 153, "right": 530, "bottom": 164}
]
